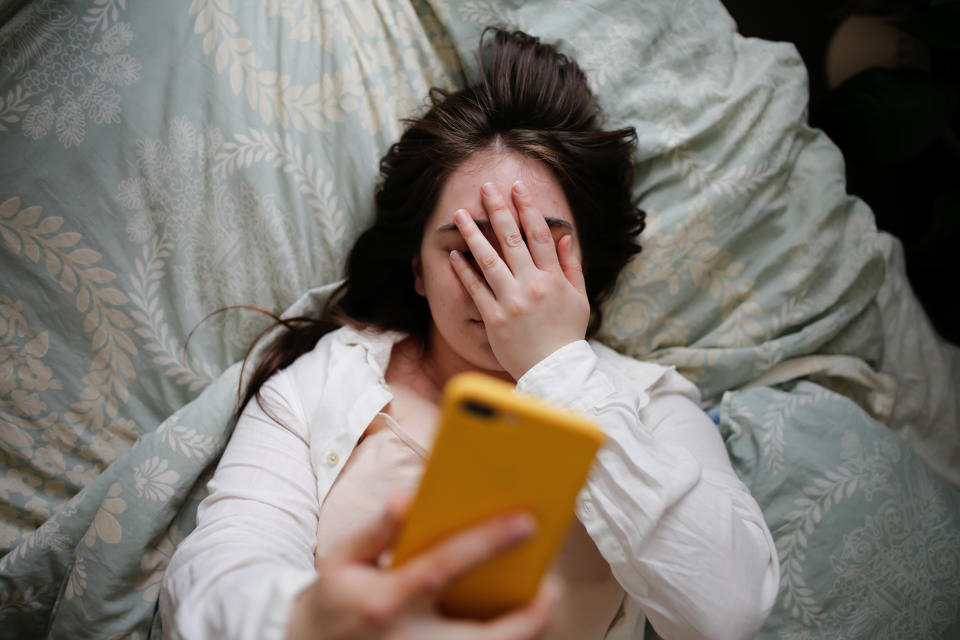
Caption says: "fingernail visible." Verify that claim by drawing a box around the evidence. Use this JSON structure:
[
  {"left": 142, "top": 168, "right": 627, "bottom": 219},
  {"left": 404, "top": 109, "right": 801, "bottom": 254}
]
[
  {"left": 509, "top": 514, "right": 537, "bottom": 540},
  {"left": 481, "top": 182, "right": 496, "bottom": 197},
  {"left": 513, "top": 180, "right": 527, "bottom": 195},
  {"left": 543, "top": 578, "right": 563, "bottom": 609},
  {"left": 453, "top": 209, "right": 469, "bottom": 225}
]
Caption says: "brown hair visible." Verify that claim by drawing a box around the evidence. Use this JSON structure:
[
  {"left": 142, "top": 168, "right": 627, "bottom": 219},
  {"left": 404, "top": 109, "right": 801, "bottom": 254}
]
[{"left": 237, "top": 28, "right": 645, "bottom": 415}]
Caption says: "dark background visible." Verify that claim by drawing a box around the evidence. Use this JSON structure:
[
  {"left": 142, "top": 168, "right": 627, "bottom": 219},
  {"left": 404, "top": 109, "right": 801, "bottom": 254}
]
[{"left": 719, "top": 0, "right": 960, "bottom": 346}]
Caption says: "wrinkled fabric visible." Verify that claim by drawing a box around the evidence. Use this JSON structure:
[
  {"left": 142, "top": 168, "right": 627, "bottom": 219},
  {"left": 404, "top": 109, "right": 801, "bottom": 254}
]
[{"left": 161, "top": 327, "right": 778, "bottom": 640}]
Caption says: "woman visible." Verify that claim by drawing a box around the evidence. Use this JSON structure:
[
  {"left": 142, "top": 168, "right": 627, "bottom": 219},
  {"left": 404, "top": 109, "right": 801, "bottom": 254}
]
[{"left": 161, "top": 29, "right": 779, "bottom": 640}]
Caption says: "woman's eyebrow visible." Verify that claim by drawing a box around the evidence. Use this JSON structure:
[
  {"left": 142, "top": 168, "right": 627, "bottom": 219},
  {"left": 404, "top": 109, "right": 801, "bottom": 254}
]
[{"left": 436, "top": 217, "right": 574, "bottom": 232}]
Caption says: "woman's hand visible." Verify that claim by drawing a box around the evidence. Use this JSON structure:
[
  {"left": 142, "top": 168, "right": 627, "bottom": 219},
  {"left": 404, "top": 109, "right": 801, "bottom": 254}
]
[
  {"left": 287, "top": 494, "right": 558, "bottom": 640},
  {"left": 449, "top": 181, "right": 590, "bottom": 380}
]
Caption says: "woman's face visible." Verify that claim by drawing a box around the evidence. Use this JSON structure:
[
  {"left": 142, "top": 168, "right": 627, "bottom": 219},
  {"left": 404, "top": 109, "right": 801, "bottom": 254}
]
[{"left": 414, "top": 147, "right": 581, "bottom": 379}]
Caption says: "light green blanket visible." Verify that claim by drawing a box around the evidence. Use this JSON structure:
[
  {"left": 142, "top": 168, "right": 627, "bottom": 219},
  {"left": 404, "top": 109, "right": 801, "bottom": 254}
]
[{"left": 1, "top": 1, "right": 957, "bottom": 637}]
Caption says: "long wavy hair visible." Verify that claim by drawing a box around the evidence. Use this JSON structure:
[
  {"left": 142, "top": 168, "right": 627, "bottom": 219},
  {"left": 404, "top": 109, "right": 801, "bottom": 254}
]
[{"left": 238, "top": 28, "right": 645, "bottom": 414}]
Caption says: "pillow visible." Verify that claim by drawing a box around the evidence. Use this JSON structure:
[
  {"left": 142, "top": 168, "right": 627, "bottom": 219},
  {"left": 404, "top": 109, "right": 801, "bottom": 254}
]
[
  {"left": 436, "top": 0, "right": 886, "bottom": 403},
  {"left": 721, "top": 381, "right": 960, "bottom": 638}
]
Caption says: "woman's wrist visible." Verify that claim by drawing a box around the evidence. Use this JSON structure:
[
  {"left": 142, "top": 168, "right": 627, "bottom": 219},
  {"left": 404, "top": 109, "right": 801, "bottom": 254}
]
[
  {"left": 286, "top": 584, "right": 319, "bottom": 640},
  {"left": 515, "top": 340, "right": 597, "bottom": 397}
]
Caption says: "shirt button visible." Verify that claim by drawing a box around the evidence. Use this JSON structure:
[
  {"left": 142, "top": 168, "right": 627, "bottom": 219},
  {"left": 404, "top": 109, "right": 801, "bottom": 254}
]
[
  {"left": 325, "top": 451, "right": 340, "bottom": 466},
  {"left": 579, "top": 500, "right": 594, "bottom": 518}
]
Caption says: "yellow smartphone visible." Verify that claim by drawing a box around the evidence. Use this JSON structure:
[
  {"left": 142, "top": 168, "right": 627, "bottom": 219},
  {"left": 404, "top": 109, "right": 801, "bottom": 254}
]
[{"left": 390, "top": 371, "right": 605, "bottom": 619}]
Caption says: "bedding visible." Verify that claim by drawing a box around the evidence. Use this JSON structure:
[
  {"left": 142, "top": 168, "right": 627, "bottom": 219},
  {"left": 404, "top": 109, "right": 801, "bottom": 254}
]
[{"left": 1, "top": 0, "right": 958, "bottom": 638}]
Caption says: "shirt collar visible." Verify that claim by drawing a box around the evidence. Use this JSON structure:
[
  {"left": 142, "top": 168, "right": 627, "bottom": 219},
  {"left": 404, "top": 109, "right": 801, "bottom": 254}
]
[{"left": 335, "top": 324, "right": 407, "bottom": 374}]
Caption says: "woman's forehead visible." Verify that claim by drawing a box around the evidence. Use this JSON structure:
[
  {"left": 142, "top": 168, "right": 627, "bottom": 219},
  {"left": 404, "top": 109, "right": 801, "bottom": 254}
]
[{"left": 428, "top": 148, "right": 575, "bottom": 228}]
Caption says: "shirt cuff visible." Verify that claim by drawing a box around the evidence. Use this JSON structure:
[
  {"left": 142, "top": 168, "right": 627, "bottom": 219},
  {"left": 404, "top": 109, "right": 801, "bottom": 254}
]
[
  {"left": 163, "top": 564, "right": 317, "bottom": 640},
  {"left": 516, "top": 339, "right": 704, "bottom": 597},
  {"left": 260, "top": 569, "right": 318, "bottom": 640},
  {"left": 515, "top": 340, "right": 615, "bottom": 414}
]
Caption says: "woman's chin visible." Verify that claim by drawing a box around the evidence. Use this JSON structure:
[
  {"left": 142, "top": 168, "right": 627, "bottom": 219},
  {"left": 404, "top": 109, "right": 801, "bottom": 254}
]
[
  {"left": 427, "top": 322, "right": 509, "bottom": 381},
  {"left": 471, "top": 347, "right": 512, "bottom": 381}
]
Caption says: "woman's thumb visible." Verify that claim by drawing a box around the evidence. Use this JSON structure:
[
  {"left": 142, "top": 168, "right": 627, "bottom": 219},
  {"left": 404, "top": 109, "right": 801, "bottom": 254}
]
[
  {"left": 332, "top": 492, "right": 412, "bottom": 565},
  {"left": 558, "top": 235, "right": 586, "bottom": 293}
]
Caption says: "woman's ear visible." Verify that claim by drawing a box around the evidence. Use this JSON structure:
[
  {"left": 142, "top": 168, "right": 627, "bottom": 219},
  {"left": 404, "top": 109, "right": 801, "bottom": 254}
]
[{"left": 412, "top": 256, "right": 425, "bottom": 296}]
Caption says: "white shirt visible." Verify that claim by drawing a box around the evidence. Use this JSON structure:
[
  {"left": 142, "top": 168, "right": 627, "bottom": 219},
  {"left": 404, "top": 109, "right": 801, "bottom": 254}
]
[{"left": 161, "top": 326, "right": 779, "bottom": 640}]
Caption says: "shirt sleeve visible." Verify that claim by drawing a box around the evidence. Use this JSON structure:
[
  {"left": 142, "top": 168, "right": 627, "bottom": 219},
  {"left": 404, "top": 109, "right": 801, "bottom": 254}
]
[
  {"left": 160, "top": 371, "right": 319, "bottom": 640},
  {"left": 516, "top": 341, "right": 780, "bottom": 640}
]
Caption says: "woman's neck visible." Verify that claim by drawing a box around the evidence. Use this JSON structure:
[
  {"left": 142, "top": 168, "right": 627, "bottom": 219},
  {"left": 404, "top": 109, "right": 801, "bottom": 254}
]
[{"left": 416, "top": 327, "right": 514, "bottom": 397}]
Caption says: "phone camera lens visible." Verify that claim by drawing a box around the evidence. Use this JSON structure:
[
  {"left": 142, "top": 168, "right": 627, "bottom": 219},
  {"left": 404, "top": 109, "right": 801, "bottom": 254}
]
[{"left": 463, "top": 400, "right": 496, "bottom": 418}]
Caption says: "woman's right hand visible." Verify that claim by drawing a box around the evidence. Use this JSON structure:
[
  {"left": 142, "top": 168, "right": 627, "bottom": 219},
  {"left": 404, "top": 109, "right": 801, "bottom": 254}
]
[{"left": 287, "top": 494, "right": 559, "bottom": 640}]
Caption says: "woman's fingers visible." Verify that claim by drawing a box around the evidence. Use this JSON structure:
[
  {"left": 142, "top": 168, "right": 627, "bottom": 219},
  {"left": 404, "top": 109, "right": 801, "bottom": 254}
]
[
  {"left": 450, "top": 248, "right": 497, "bottom": 316},
  {"left": 303, "top": 501, "right": 554, "bottom": 640},
  {"left": 480, "top": 182, "right": 535, "bottom": 275},
  {"left": 434, "top": 576, "right": 560, "bottom": 640},
  {"left": 511, "top": 180, "right": 561, "bottom": 271},
  {"left": 470, "top": 577, "right": 561, "bottom": 640},
  {"left": 333, "top": 492, "right": 412, "bottom": 565},
  {"left": 557, "top": 234, "right": 587, "bottom": 294},
  {"left": 451, "top": 209, "right": 514, "bottom": 298},
  {"left": 392, "top": 512, "right": 537, "bottom": 603}
]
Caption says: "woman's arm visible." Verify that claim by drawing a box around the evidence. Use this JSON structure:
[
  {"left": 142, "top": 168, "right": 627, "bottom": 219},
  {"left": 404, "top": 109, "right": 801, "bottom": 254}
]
[
  {"left": 517, "top": 342, "right": 780, "bottom": 640},
  {"left": 160, "top": 372, "right": 320, "bottom": 640},
  {"left": 450, "top": 180, "right": 778, "bottom": 639}
]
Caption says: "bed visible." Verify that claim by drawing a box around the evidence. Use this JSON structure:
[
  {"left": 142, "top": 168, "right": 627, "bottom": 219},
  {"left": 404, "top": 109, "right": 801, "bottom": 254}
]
[{"left": 1, "top": 0, "right": 958, "bottom": 637}]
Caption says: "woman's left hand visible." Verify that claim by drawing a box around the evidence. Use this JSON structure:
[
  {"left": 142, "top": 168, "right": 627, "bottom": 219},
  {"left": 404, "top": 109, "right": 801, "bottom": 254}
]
[{"left": 449, "top": 180, "right": 590, "bottom": 380}]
